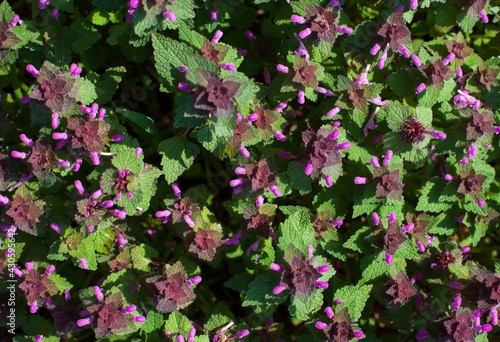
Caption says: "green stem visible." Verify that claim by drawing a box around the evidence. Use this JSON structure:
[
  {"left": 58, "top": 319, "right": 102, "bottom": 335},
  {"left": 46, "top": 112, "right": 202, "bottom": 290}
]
[
  {"left": 10, "top": 65, "right": 23, "bottom": 100},
  {"left": 82, "top": 270, "right": 95, "bottom": 289}
]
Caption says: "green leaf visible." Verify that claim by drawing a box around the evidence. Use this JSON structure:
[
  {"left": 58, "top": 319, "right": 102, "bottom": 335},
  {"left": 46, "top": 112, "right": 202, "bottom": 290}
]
[
  {"left": 471, "top": 221, "right": 488, "bottom": 247},
  {"left": 203, "top": 302, "right": 233, "bottom": 333},
  {"left": 383, "top": 101, "right": 412, "bottom": 131},
  {"left": 242, "top": 273, "right": 285, "bottom": 307},
  {"left": 416, "top": 178, "right": 454, "bottom": 213},
  {"left": 361, "top": 252, "right": 390, "bottom": 281},
  {"left": 278, "top": 209, "right": 316, "bottom": 254},
  {"left": 164, "top": 312, "right": 193, "bottom": 338},
  {"left": 333, "top": 284, "right": 373, "bottom": 322},
  {"left": 70, "top": 77, "right": 98, "bottom": 105},
  {"left": 131, "top": 244, "right": 159, "bottom": 271},
  {"left": 117, "top": 109, "right": 162, "bottom": 147},
  {"left": 435, "top": 3, "right": 458, "bottom": 27},
  {"left": 68, "top": 18, "right": 102, "bottom": 53},
  {"left": 289, "top": 290, "right": 323, "bottom": 320},
  {"left": 343, "top": 225, "right": 373, "bottom": 253},
  {"left": 69, "top": 235, "right": 97, "bottom": 270},
  {"left": 95, "top": 66, "right": 126, "bottom": 104},
  {"left": 224, "top": 272, "right": 251, "bottom": 293},
  {"left": 141, "top": 311, "right": 165, "bottom": 334},
  {"left": 47, "top": 273, "right": 73, "bottom": 293},
  {"left": 158, "top": 137, "right": 200, "bottom": 184},
  {"left": 386, "top": 68, "right": 422, "bottom": 98},
  {"left": 196, "top": 124, "right": 231, "bottom": 159},
  {"left": 288, "top": 161, "right": 312, "bottom": 195},
  {"left": 152, "top": 33, "right": 218, "bottom": 92},
  {"left": 112, "top": 150, "right": 144, "bottom": 174}
]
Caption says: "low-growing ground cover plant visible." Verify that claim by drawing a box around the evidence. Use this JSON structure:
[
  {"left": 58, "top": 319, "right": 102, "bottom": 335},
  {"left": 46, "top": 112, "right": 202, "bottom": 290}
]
[{"left": 0, "top": 0, "right": 500, "bottom": 341}]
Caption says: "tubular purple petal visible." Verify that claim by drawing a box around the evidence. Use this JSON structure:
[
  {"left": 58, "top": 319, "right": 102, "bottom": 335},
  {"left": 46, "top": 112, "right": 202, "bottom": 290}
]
[
  {"left": 327, "top": 107, "right": 340, "bottom": 118},
  {"left": 187, "top": 276, "right": 202, "bottom": 286},
  {"left": 377, "top": 44, "right": 389, "bottom": 69},
  {"left": 133, "top": 315, "right": 146, "bottom": 322},
  {"left": 415, "top": 83, "right": 426, "bottom": 94},
  {"left": 245, "top": 30, "right": 256, "bottom": 39},
  {"left": 411, "top": 55, "right": 422, "bottom": 67},
  {"left": 336, "top": 142, "right": 351, "bottom": 150},
  {"left": 90, "top": 152, "right": 100, "bottom": 165},
  {"left": 410, "top": 0, "right": 418, "bottom": 10},
  {"left": 270, "top": 263, "right": 285, "bottom": 272},
  {"left": 211, "top": 30, "right": 223, "bottom": 44},
  {"left": 13, "top": 267, "right": 24, "bottom": 277},
  {"left": 325, "top": 306, "right": 334, "bottom": 318},
  {"left": 370, "top": 157, "right": 380, "bottom": 168},
  {"left": 123, "top": 305, "right": 136, "bottom": 314},
  {"left": 370, "top": 43, "right": 381, "bottom": 55},
  {"left": 270, "top": 185, "right": 281, "bottom": 197},
  {"left": 316, "top": 265, "right": 330, "bottom": 273},
  {"left": 275, "top": 102, "right": 287, "bottom": 113},
  {"left": 398, "top": 45, "right": 411, "bottom": 57},
  {"left": 235, "top": 167, "right": 246, "bottom": 175},
  {"left": 383, "top": 150, "right": 393, "bottom": 167},
  {"left": 315, "top": 280, "right": 329, "bottom": 289},
  {"left": 45, "top": 265, "right": 55, "bottom": 276},
  {"left": 57, "top": 160, "right": 70, "bottom": 168},
  {"left": 211, "top": 10, "right": 218, "bottom": 21},
  {"left": 245, "top": 113, "right": 258, "bottom": 123},
  {"left": 323, "top": 175, "right": 333, "bottom": 187},
  {"left": 305, "top": 162, "right": 313, "bottom": 175},
  {"left": 315, "top": 321, "right": 327, "bottom": 329},
  {"left": 26, "top": 64, "right": 39, "bottom": 77},
  {"left": 184, "top": 215, "right": 195, "bottom": 227},
  {"left": 11, "top": 151, "right": 27, "bottom": 159},
  {"left": 274, "top": 130, "right": 286, "bottom": 141},
  {"left": 384, "top": 252, "right": 393, "bottom": 265},
  {"left": 50, "top": 223, "right": 61, "bottom": 234},
  {"left": 0, "top": 195, "right": 10, "bottom": 206},
  {"left": 79, "top": 258, "right": 88, "bottom": 269},
  {"left": 490, "top": 307, "right": 498, "bottom": 325},
  {"left": 239, "top": 146, "right": 250, "bottom": 158},
  {"left": 19, "top": 134, "right": 33, "bottom": 147},
  {"left": 299, "top": 28, "right": 311, "bottom": 39},
  {"left": 273, "top": 285, "right": 286, "bottom": 294},
  {"left": 230, "top": 178, "right": 244, "bottom": 187},
  {"left": 277, "top": 64, "right": 289, "bottom": 73},
  {"left": 256, "top": 195, "right": 264, "bottom": 208},
  {"left": 298, "top": 90, "right": 305, "bottom": 104},
  {"left": 77, "top": 317, "right": 93, "bottom": 327},
  {"left": 291, "top": 15, "right": 306, "bottom": 24},
  {"left": 479, "top": 10, "right": 488, "bottom": 23},
  {"left": 354, "top": 177, "right": 367, "bottom": 184},
  {"left": 172, "top": 183, "right": 182, "bottom": 198},
  {"left": 234, "top": 329, "right": 250, "bottom": 338}
]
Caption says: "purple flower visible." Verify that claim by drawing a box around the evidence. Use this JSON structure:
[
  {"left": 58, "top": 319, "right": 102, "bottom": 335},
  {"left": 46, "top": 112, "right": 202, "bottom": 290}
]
[
  {"left": 5, "top": 189, "right": 44, "bottom": 235},
  {"left": 84, "top": 291, "right": 139, "bottom": 339},
  {"left": 193, "top": 68, "right": 241, "bottom": 120},
  {"left": 141, "top": 261, "right": 196, "bottom": 312},
  {"left": 185, "top": 227, "right": 223, "bottom": 261},
  {"left": 18, "top": 266, "right": 59, "bottom": 306},
  {"left": 300, "top": 5, "right": 341, "bottom": 44},
  {"left": 386, "top": 270, "right": 418, "bottom": 307},
  {"left": 29, "top": 63, "right": 76, "bottom": 112},
  {"left": 315, "top": 306, "right": 362, "bottom": 341},
  {"left": 271, "top": 244, "right": 330, "bottom": 300}
]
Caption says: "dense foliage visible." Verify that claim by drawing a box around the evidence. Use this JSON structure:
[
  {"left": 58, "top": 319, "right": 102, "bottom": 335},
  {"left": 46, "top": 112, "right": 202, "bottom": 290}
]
[{"left": 0, "top": 0, "right": 500, "bottom": 341}]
